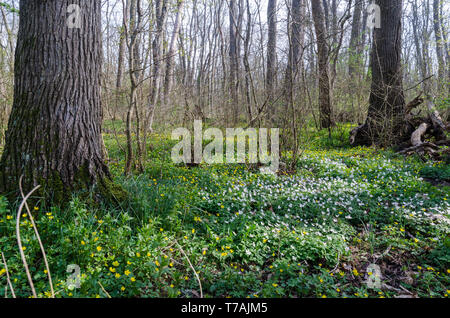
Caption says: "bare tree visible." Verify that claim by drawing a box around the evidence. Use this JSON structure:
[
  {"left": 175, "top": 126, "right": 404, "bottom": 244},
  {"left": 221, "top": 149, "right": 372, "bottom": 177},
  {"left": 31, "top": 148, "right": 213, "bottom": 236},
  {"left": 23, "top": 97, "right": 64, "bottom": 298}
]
[
  {"left": 266, "top": 0, "right": 277, "bottom": 123},
  {"left": 311, "top": 0, "right": 333, "bottom": 129}
]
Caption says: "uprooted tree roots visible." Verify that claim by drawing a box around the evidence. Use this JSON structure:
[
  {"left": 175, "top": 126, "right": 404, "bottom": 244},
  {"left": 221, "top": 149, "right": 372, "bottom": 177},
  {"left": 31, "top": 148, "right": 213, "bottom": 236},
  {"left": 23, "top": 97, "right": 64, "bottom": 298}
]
[
  {"left": 399, "top": 94, "right": 449, "bottom": 161},
  {"left": 350, "top": 93, "right": 449, "bottom": 161}
]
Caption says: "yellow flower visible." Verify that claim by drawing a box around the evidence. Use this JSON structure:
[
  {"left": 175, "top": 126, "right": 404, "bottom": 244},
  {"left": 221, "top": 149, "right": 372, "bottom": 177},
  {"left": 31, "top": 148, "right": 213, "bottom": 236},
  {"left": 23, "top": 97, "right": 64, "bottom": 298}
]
[
  {"left": 96, "top": 246, "right": 102, "bottom": 252},
  {"left": 169, "top": 262, "right": 173, "bottom": 267},
  {"left": 192, "top": 229, "right": 195, "bottom": 234},
  {"left": 22, "top": 246, "right": 26, "bottom": 251},
  {"left": 81, "top": 241, "right": 86, "bottom": 245},
  {"left": 109, "top": 267, "right": 116, "bottom": 273},
  {"left": 120, "top": 286, "right": 125, "bottom": 291},
  {"left": 136, "top": 253, "right": 141, "bottom": 258},
  {"left": 155, "top": 260, "right": 160, "bottom": 266},
  {"left": 6, "top": 215, "right": 12, "bottom": 220},
  {"left": 124, "top": 270, "right": 131, "bottom": 276},
  {"left": 130, "top": 277, "right": 136, "bottom": 282},
  {"left": 115, "top": 273, "right": 121, "bottom": 278},
  {"left": 98, "top": 220, "right": 103, "bottom": 224},
  {"left": 34, "top": 207, "right": 39, "bottom": 211},
  {"left": 112, "top": 261, "right": 119, "bottom": 267},
  {"left": 352, "top": 269, "right": 359, "bottom": 276},
  {"left": 272, "top": 283, "right": 278, "bottom": 287}
]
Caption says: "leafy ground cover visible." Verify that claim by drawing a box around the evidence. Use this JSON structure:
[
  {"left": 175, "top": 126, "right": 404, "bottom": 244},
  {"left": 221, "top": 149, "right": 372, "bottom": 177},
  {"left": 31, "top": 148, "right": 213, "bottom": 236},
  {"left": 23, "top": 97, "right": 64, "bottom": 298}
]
[{"left": 0, "top": 127, "right": 449, "bottom": 298}]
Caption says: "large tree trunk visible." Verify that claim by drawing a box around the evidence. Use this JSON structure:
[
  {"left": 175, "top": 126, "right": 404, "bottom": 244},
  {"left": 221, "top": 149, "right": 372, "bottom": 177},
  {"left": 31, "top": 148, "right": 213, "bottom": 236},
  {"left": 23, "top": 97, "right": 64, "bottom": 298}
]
[
  {"left": 351, "top": 0, "right": 406, "bottom": 146},
  {"left": 311, "top": 0, "right": 333, "bottom": 129},
  {"left": 0, "top": 0, "right": 119, "bottom": 202}
]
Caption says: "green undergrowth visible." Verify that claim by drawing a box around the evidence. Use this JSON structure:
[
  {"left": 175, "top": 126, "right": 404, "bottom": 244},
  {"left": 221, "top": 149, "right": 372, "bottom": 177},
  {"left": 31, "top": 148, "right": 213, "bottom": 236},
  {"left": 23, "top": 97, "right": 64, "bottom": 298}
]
[{"left": 0, "top": 124, "right": 449, "bottom": 298}]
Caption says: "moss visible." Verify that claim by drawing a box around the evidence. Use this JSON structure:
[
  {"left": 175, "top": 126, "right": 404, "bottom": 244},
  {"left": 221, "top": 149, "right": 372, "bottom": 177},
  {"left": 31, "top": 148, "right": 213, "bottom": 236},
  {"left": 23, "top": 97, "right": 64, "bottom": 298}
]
[
  {"left": 97, "top": 176, "right": 129, "bottom": 205},
  {"left": 0, "top": 162, "right": 128, "bottom": 208}
]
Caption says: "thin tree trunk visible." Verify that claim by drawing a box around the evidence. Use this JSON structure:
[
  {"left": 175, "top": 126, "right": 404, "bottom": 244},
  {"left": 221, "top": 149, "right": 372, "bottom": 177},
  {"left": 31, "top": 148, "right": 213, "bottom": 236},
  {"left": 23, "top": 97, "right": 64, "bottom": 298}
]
[
  {"left": 311, "top": 0, "right": 333, "bottom": 129},
  {"left": 433, "top": 0, "right": 445, "bottom": 85},
  {"left": 266, "top": 0, "right": 277, "bottom": 122},
  {"left": 229, "top": 0, "right": 239, "bottom": 124},
  {"left": 349, "top": 0, "right": 363, "bottom": 76},
  {"left": 116, "top": 0, "right": 130, "bottom": 90},
  {"left": 163, "top": 0, "right": 184, "bottom": 105}
]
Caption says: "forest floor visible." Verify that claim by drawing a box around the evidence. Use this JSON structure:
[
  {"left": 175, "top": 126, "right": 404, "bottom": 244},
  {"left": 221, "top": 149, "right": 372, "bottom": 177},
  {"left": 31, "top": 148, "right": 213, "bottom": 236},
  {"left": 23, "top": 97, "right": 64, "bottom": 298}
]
[{"left": 1, "top": 123, "right": 449, "bottom": 298}]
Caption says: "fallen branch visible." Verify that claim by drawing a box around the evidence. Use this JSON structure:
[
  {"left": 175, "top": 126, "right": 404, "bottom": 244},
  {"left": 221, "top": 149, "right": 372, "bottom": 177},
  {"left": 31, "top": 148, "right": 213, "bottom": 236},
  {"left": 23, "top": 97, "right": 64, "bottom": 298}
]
[
  {"left": 175, "top": 240, "right": 203, "bottom": 298},
  {"left": 1, "top": 252, "right": 16, "bottom": 298},
  {"left": 19, "top": 176, "right": 54, "bottom": 298},
  {"left": 16, "top": 184, "right": 41, "bottom": 298}
]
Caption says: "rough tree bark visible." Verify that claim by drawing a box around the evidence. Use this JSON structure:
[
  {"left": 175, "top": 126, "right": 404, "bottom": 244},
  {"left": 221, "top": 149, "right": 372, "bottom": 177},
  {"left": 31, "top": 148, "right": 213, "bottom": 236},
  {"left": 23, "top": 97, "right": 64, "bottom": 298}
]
[
  {"left": 0, "top": 0, "right": 125, "bottom": 203},
  {"left": 350, "top": 0, "right": 405, "bottom": 146},
  {"left": 311, "top": 0, "right": 333, "bottom": 129}
]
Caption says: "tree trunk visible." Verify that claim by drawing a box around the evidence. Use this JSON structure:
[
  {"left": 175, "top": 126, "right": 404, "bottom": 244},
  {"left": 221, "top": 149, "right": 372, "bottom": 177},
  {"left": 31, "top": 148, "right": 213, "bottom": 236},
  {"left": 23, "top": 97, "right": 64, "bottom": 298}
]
[
  {"left": 311, "top": 0, "right": 333, "bottom": 129},
  {"left": 266, "top": 0, "right": 277, "bottom": 122},
  {"left": 349, "top": 0, "right": 363, "bottom": 76},
  {"left": 229, "top": 0, "right": 239, "bottom": 125},
  {"left": 284, "top": 0, "right": 305, "bottom": 104},
  {"left": 147, "top": 0, "right": 168, "bottom": 132},
  {"left": 0, "top": 0, "right": 122, "bottom": 203},
  {"left": 433, "top": 0, "right": 445, "bottom": 85},
  {"left": 163, "top": 0, "right": 184, "bottom": 105},
  {"left": 116, "top": 0, "right": 130, "bottom": 90},
  {"left": 351, "top": 0, "right": 405, "bottom": 146}
]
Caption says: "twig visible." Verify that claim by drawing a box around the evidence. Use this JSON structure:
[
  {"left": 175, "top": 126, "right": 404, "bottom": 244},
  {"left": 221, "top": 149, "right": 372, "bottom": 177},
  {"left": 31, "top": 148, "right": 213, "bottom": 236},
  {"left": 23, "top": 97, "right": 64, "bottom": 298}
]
[
  {"left": 175, "top": 240, "right": 203, "bottom": 298},
  {"left": 98, "top": 281, "right": 112, "bottom": 298},
  {"left": 16, "top": 184, "right": 41, "bottom": 298},
  {"left": 1, "top": 252, "right": 16, "bottom": 298},
  {"left": 405, "top": 75, "right": 434, "bottom": 91},
  {"left": 19, "top": 176, "right": 54, "bottom": 298}
]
